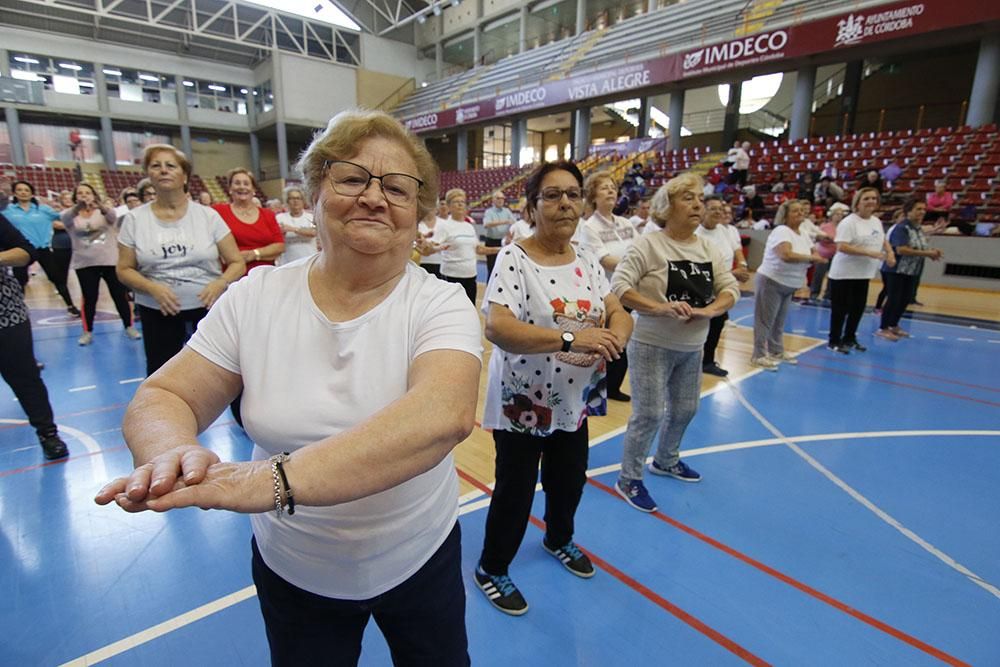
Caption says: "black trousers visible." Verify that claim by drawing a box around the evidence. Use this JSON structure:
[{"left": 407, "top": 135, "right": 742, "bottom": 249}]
[
  {"left": 606, "top": 349, "right": 629, "bottom": 395},
  {"left": 484, "top": 238, "right": 503, "bottom": 281},
  {"left": 136, "top": 304, "right": 207, "bottom": 376},
  {"left": 0, "top": 321, "right": 57, "bottom": 439},
  {"left": 443, "top": 275, "right": 477, "bottom": 304},
  {"left": 420, "top": 263, "right": 441, "bottom": 278},
  {"left": 828, "top": 278, "right": 869, "bottom": 346},
  {"left": 14, "top": 248, "right": 75, "bottom": 308},
  {"left": 76, "top": 265, "right": 133, "bottom": 331},
  {"left": 252, "top": 524, "right": 469, "bottom": 667},
  {"left": 880, "top": 272, "right": 914, "bottom": 329},
  {"left": 703, "top": 312, "right": 728, "bottom": 365},
  {"left": 479, "top": 423, "right": 589, "bottom": 575}
]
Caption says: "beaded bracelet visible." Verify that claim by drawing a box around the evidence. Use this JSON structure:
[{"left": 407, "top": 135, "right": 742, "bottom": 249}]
[{"left": 269, "top": 453, "right": 293, "bottom": 518}]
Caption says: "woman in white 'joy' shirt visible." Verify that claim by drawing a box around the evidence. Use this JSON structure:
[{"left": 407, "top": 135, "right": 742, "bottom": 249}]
[
  {"left": 751, "top": 200, "right": 827, "bottom": 369},
  {"left": 432, "top": 187, "right": 497, "bottom": 303},
  {"left": 826, "top": 187, "right": 895, "bottom": 353}
]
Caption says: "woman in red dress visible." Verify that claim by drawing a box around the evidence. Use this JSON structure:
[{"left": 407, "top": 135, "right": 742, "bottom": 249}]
[{"left": 213, "top": 168, "right": 284, "bottom": 272}]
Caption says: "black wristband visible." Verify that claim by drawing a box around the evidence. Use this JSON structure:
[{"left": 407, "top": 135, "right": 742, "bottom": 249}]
[{"left": 274, "top": 453, "right": 295, "bottom": 515}]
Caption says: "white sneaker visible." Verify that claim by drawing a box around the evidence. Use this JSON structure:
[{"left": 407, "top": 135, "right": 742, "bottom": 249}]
[
  {"left": 78, "top": 332, "right": 93, "bottom": 346},
  {"left": 750, "top": 356, "right": 779, "bottom": 372},
  {"left": 124, "top": 326, "right": 142, "bottom": 340},
  {"left": 769, "top": 352, "right": 798, "bottom": 365}
]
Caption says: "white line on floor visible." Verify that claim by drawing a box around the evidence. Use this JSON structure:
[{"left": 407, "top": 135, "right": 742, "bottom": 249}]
[
  {"left": 726, "top": 383, "right": 1000, "bottom": 602},
  {"left": 927, "top": 336, "right": 945, "bottom": 340},
  {"left": 118, "top": 377, "right": 144, "bottom": 385},
  {"left": 957, "top": 337, "right": 974, "bottom": 342},
  {"left": 68, "top": 385, "right": 97, "bottom": 393},
  {"left": 989, "top": 340, "right": 1000, "bottom": 344}
]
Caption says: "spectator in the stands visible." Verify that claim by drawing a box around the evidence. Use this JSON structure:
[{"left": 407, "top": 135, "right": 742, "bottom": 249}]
[
  {"left": 771, "top": 170, "right": 787, "bottom": 194},
  {"left": 924, "top": 179, "right": 954, "bottom": 224},
  {"left": 820, "top": 163, "right": 839, "bottom": 181},
  {"left": 137, "top": 178, "right": 157, "bottom": 203},
  {"left": 814, "top": 175, "right": 844, "bottom": 208},
  {"left": 744, "top": 185, "right": 765, "bottom": 221},
  {"left": 797, "top": 172, "right": 817, "bottom": 204},
  {"left": 859, "top": 169, "right": 884, "bottom": 194},
  {"left": 724, "top": 141, "right": 740, "bottom": 168},
  {"left": 482, "top": 191, "right": 516, "bottom": 278},
  {"left": 730, "top": 141, "right": 751, "bottom": 188}
]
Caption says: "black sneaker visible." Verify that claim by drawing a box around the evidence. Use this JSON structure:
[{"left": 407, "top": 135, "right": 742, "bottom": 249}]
[
  {"left": 474, "top": 566, "right": 528, "bottom": 616},
  {"left": 67, "top": 305, "right": 81, "bottom": 317},
  {"left": 39, "top": 435, "right": 69, "bottom": 460},
  {"left": 607, "top": 391, "right": 631, "bottom": 402},
  {"left": 543, "top": 540, "right": 595, "bottom": 578},
  {"left": 702, "top": 362, "right": 729, "bottom": 377},
  {"left": 847, "top": 341, "right": 868, "bottom": 352},
  {"left": 827, "top": 344, "right": 850, "bottom": 354}
]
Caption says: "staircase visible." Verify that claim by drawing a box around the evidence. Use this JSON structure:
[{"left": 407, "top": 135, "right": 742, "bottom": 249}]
[
  {"left": 82, "top": 171, "right": 107, "bottom": 201},
  {"left": 546, "top": 28, "right": 607, "bottom": 81},
  {"left": 687, "top": 152, "right": 727, "bottom": 178}
]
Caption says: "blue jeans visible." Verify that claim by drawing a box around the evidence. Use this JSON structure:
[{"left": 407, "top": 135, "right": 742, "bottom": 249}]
[
  {"left": 619, "top": 340, "right": 703, "bottom": 481},
  {"left": 251, "top": 522, "right": 469, "bottom": 667}
]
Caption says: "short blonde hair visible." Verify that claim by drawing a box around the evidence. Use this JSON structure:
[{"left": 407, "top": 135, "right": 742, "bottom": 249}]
[
  {"left": 445, "top": 188, "right": 467, "bottom": 206},
  {"left": 226, "top": 167, "right": 258, "bottom": 191},
  {"left": 649, "top": 172, "right": 703, "bottom": 225},
  {"left": 142, "top": 144, "right": 192, "bottom": 182},
  {"left": 852, "top": 186, "right": 881, "bottom": 211},
  {"left": 296, "top": 109, "right": 439, "bottom": 220},
  {"left": 583, "top": 172, "right": 616, "bottom": 206}
]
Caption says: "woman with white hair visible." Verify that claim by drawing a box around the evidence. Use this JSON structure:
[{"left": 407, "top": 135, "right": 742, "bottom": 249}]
[
  {"left": 276, "top": 185, "right": 316, "bottom": 265},
  {"left": 924, "top": 179, "right": 954, "bottom": 224},
  {"left": 611, "top": 173, "right": 740, "bottom": 513}
]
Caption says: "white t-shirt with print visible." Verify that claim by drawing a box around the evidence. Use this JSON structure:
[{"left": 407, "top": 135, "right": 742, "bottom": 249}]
[
  {"left": 276, "top": 211, "right": 316, "bottom": 265},
  {"left": 118, "top": 202, "right": 231, "bottom": 311},
  {"left": 579, "top": 212, "right": 636, "bottom": 280},
  {"left": 829, "top": 213, "right": 885, "bottom": 280},
  {"left": 758, "top": 225, "right": 814, "bottom": 288},
  {"left": 481, "top": 244, "right": 610, "bottom": 436},
  {"left": 187, "top": 259, "right": 482, "bottom": 600},
  {"left": 695, "top": 224, "right": 740, "bottom": 268},
  {"left": 435, "top": 217, "right": 479, "bottom": 278}
]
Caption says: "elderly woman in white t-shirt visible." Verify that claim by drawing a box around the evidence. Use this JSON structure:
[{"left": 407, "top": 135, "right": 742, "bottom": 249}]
[
  {"left": 275, "top": 185, "right": 316, "bottom": 265},
  {"left": 475, "top": 161, "right": 631, "bottom": 617},
  {"left": 751, "top": 200, "right": 827, "bottom": 370},
  {"left": 432, "top": 187, "right": 497, "bottom": 303},
  {"left": 97, "top": 110, "right": 483, "bottom": 665},
  {"left": 827, "top": 187, "right": 895, "bottom": 354}
]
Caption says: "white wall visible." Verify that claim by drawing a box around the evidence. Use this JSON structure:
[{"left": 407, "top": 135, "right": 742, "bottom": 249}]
[
  {"left": 278, "top": 53, "right": 357, "bottom": 127},
  {"left": 42, "top": 91, "right": 100, "bottom": 113},
  {"left": 360, "top": 35, "right": 421, "bottom": 80},
  {"left": 188, "top": 109, "right": 250, "bottom": 130}
]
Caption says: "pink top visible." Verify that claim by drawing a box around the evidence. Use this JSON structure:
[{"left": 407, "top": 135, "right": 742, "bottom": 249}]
[
  {"left": 925, "top": 191, "right": 954, "bottom": 211},
  {"left": 816, "top": 221, "right": 838, "bottom": 259}
]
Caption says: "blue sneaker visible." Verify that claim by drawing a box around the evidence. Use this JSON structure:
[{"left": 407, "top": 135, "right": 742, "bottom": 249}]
[
  {"left": 474, "top": 566, "right": 528, "bottom": 616},
  {"left": 649, "top": 459, "right": 702, "bottom": 483},
  {"left": 615, "top": 478, "right": 658, "bottom": 512}
]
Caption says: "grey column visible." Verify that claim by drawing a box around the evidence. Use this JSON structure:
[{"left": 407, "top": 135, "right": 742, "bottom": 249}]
[
  {"left": 840, "top": 60, "right": 863, "bottom": 135},
  {"left": 647, "top": 0, "right": 657, "bottom": 13},
  {"left": 0, "top": 49, "right": 10, "bottom": 77},
  {"left": 250, "top": 132, "right": 261, "bottom": 180},
  {"left": 473, "top": 27, "right": 481, "bottom": 67},
  {"left": 276, "top": 120, "right": 289, "bottom": 180},
  {"left": 968, "top": 34, "right": 1000, "bottom": 128},
  {"left": 789, "top": 65, "right": 816, "bottom": 141},
  {"left": 179, "top": 125, "right": 192, "bottom": 165},
  {"left": 4, "top": 107, "right": 26, "bottom": 166},
  {"left": 456, "top": 130, "right": 468, "bottom": 172},
  {"left": 511, "top": 119, "right": 528, "bottom": 168},
  {"left": 435, "top": 42, "right": 444, "bottom": 80},
  {"left": 637, "top": 97, "right": 651, "bottom": 137},
  {"left": 519, "top": 6, "right": 528, "bottom": 54},
  {"left": 576, "top": 0, "right": 587, "bottom": 35},
  {"left": 721, "top": 80, "right": 742, "bottom": 148},
  {"left": 95, "top": 65, "right": 116, "bottom": 170},
  {"left": 668, "top": 89, "right": 684, "bottom": 151},
  {"left": 572, "top": 107, "right": 590, "bottom": 160}
]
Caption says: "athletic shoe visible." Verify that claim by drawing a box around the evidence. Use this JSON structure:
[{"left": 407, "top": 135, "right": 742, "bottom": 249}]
[
  {"left": 124, "top": 326, "right": 142, "bottom": 340},
  {"left": 768, "top": 352, "right": 798, "bottom": 365},
  {"left": 67, "top": 305, "right": 81, "bottom": 317},
  {"left": 702, "top": 362, "right": 729, "bottom": 377},
  {"left": 874, "top": 329, "right": 899, "bottom": 341},
  {"left": 77, "top": 332, "right": 93, "bottom": 346},
  {"left": 39, "top": 435, "right": 69, "bottom": 460},
  {"left": 827, "top": 344, "right": 850, "bottom": 354},
  {"left": 607, "top": 391, "right": 631, "bottom": 402},
  {"left": 649, "top": 459, "right": 702, "bottom": 483},
  {"left": 750, "top": 356, "right": 779, "bottom": 371},
  {"left": 474, "top": 566, "right": 528, "bottom": 616},
  {"left": 615, "top": 478, "right": 658, "bottom": 513},
  {"left": 890, "top": 327, "right": 910, "bottom": 338},
  {"left": 847, "top": 341, "right": 868, "bottom": 352},
  {"left": 543, "top": 540, "right": 595, "bottom": 578}
]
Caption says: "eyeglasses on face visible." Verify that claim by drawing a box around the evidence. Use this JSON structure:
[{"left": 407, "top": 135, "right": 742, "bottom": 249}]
[
  {"left": 323, "top": 160, "right": 423, "bottom": 207},
  {"left": 538, "top": 188, "right": 583, "bottom": 203}
]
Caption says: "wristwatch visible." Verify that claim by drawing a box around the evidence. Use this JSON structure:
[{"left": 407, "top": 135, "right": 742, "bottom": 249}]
[{"left": 560, "top": 331, "right": 575, "bottom": 352}]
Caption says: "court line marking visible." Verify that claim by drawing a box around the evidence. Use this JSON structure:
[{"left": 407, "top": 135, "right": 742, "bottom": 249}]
[
  {"left": 726, "top": 384, "right": 1000, "bottom": 604},
  {"left": 69, "top": 385, "right": 98, "bottom": 393},
  {"left": 118, "top": 377, "right": 144, "bottom": 385},
  {"left": 815, "top": 357, "right": 1000, "bottom": 394},
  {"left": 957, "top": 337, "right": 974, "bottom": 342}
]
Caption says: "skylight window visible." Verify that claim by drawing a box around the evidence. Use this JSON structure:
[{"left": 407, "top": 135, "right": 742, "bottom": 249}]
[{"left": 241, "top": 0, "right": 361, "bottom": 31}]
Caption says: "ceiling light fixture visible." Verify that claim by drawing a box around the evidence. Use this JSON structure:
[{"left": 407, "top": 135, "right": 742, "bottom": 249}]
[
  {"left": 417, "top": 13, "right": 427, "bottom": 23},
  {"left": 58, "top": 63, "right": 83, "bottom": 71},
  {"left": 182, "top": 80, "right": 195, "bottom": 87},
  {"left": 102, "top": 68, "right": 122, "bottom": 76},
  {"left": 432, "top": 4, "right": 442, "bottom": 16},
  {"left": 14, "top": 56, "right": 40, "bottom": 64},
  {"left": 208, "top": 84, "right": 227, "bottom": 92},
  {"left": 138, "top": 74, "right": 160, "bottom": 82}
]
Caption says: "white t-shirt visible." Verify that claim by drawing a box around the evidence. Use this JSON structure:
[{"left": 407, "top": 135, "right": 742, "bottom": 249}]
[
  {"left": 628, "top": 215, "right": 648, "bottom": 230},
  {"left": 642, "top": 221, "right": 664, "bottom": 236},
  {"left": 481, "top": 244, "right": 609, "bottom": 435},
  {"left": 733, "top": 148, "right": 751, "bottom": 170},
  {"left": 579, "top": 212, "right": 637, "bottom": 280},
  {"left": 187, "top": 258, "right": 482, "bottom": 599},
  {"left": 276, "top": 211, "right": 316, "bottom": 265},
  {"left": 118, "top": 202, "right": 231, "bottom": 311},
  {"left": 829, "top": 213, "right": 885, "bottom": 280},
  {"left": 435, "top": 217, "right": 479, "bottom": 278},
  {"left": 758, "top": 225, "right": 814, "bottom": 288},
  {"left": 418, "top": 219, "right": 443, "bottom": 265},
  {"left": 798, "top": 218, "right": 822, "bottom": 243},
  {"left": 506, "top": 219, "right": 533, "bottom": 244},
  {"left": 695, "top": 224, "right": 740, "bottom": 268}
]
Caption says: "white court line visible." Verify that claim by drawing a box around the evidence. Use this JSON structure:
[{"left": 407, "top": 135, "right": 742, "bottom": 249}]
[
  {"left": 927, "top": 336, "right": 945, "bottom": 340},
  {"left": 725, "top": 383, "right": 1000, "bottom": 602},
  {"left": 118, "top": 377, "right": 144, "bottom": 385},
  {"left": 69, "top": 385, "right": 97, "bottom": 393},
  {"left": 957, "top": 337, "right": 974, "bottom": 342},
  {"left": 990, "top": 340, "right": 1000, "bottom": 344}
]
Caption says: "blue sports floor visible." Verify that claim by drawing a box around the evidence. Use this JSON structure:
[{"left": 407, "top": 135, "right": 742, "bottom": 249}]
[{"left": 2, "top": 294, "right": 999, "bottom": 666}]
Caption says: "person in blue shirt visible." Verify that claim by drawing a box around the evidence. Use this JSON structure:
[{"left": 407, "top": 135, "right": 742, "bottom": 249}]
[{"left": 3, "top": 180, "right": 79, "bottom": 315}]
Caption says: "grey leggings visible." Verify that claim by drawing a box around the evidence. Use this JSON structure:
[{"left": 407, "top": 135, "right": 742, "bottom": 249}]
[
  {"left": 619, "top": 340, "right": 703, "bottom": 481},
  {"left": 753, "top": 273, "right": 798, "bottom": 359}
]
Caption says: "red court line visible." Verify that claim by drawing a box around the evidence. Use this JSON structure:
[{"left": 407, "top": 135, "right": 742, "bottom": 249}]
[
  {"left": 455, "top": 467, "right": 770, "bottom": 666},
  {"left": 819, "top": 357, "right": 1000, "bottom": 394},
  {"left": 798, "top": 362, "right": 1000, "bottom": 408},
  {"left": 587, "top": 478, "right": 971, "bottom": 667},
  {"left": 0, "top": 445, "right": 128, "bottom": 478}
]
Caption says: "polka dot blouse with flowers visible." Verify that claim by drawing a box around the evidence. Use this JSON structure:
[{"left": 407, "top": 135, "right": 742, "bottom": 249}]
[{"left": 481, "top": 243, "right": 610, "bottom": 437}]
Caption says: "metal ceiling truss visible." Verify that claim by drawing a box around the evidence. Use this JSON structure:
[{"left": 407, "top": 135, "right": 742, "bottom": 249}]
[{"left": 0, "top": 0, "right": 361, "bottom": 66}]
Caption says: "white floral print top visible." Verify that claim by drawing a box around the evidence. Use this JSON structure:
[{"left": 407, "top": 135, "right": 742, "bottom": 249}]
[{"left": 481, "top": 243, "right": 610, "bottom": 436}]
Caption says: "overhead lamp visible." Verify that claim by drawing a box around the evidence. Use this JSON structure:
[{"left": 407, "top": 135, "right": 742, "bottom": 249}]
[
  {"left": 58, "top": 63, "right": 83, "bottom": 71},
  {"left": 138, "top": 74, "right": 160, "bottom": 82},
  {"left": 102, "top": 68, "right": 122, "bottom": 76},
  {"left": 208, "top": 84, "right": 227, "bottom": 92},
  {"left": 14, "top": 56, "right": 40, "bottom": 64},
  {"left": 432, "top": 4, "right": 442, "bottom": 16},
  {"left": 450, "top": 0, "right": 460, "bottom": 6},
  {"left": 240, "top": 88, "right": 249, "bottom": 94},
  {"left": 182, "top": 80, "right": 195, "bottom": 87},
  {"left": 417, "top": 13, "right": 427, "bottom": 23}
]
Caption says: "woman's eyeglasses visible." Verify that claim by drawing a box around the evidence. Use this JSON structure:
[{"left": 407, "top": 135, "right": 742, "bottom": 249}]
[
  {"left": 323, "top": 160, "right": 422, "bottom": 207},
  {"left": 538, "top": 188, "right": 582, "bottom": 203}
]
